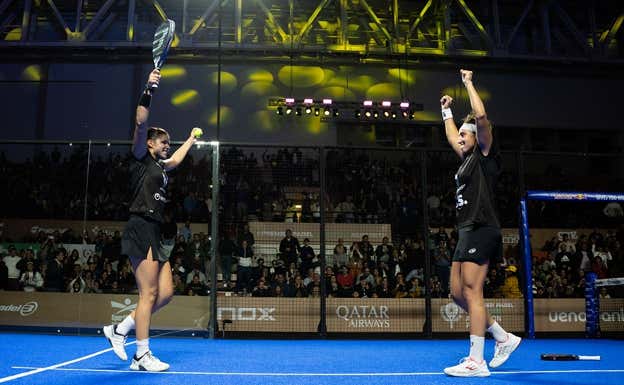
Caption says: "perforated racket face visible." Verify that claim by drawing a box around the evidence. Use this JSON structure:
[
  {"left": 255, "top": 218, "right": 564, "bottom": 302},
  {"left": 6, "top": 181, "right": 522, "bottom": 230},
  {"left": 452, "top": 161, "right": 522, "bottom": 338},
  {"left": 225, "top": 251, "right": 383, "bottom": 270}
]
[{"left": 152, "top": 19, "right": 175, "bottom": 69}]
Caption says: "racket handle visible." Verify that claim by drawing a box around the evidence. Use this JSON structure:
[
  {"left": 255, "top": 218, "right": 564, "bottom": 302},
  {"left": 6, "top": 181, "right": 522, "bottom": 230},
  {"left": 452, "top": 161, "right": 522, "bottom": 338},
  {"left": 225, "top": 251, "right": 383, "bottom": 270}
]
[{"left": 578, "top": 355, "right": 601, "bottom": 361}]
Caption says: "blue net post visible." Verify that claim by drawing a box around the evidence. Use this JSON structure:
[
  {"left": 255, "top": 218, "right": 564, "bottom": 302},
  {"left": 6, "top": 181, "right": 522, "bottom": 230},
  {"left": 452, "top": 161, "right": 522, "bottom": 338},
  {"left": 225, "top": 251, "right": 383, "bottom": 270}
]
[
  {"left": 520, "top": 197, "right": 535, "bottom": 339},
  {"left": 584, "top": 272, "right": 600, "bottom": 338}
]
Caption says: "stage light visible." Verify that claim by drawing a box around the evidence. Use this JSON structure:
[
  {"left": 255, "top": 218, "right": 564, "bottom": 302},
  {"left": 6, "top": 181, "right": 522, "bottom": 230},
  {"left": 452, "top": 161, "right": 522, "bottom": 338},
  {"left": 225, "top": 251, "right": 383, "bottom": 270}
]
[
  {"left": 332, "top": 108, "right": 339, "bottom": 117},
  {"left": 305, "top": 106, "right": 312, "bottom": 114},
  {"left": 323, "top": 99, "right": 332, "bottom": 105},
  {"left": 355, "top": 110, "right": 361, "bottom": 118},
  {"left": 373, "top": 110, "right": 379, "bottom": 119},
  {"left": 314, "top": 108, "right": 320, "bottom": 116},
  {"left": 383, "top": 110, "right": 390, "bottom": 118},
  {"left": 364, "top": 110, "right": 372, "bottom": 118},
  {"left": 324, "top": 108, "right": 331, "bottom": 116},
  {"left": 285, "top": 97, "right": 295, "bottom": 104},
  {"left": 402, "top": 110, "right": 409, "bottom": 118},
  {"left": 391, "top": 111, "right": 397, "bottom": 119},
  {"left": 382, "top": 101, "right": 391, "bottom": 107},
  {"left": 286, "top": 106, "right": 293, "bottom": 115},
  {"left": 400, "top": 102, "right": 410, "bottom": 108},
  {"left": 409, "top": 110, "right": 414, "bottom": 120},
  {"left": 363, "top": 100, "right": 373, "bottom": 107},
  {"left": 277, "top": 106, "right": 283, "bottom": 115},
  {"left": 296, "top": 107, "right": 302, "bottom": 116},
  {"left": 303, "top": 98, "right": 313, "bottom": 104}
]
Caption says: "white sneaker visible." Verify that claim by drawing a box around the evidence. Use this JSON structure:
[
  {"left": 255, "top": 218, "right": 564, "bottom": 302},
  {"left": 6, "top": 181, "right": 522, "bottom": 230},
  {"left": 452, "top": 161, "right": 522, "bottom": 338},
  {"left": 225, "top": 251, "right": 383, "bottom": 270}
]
[
  {"left": 103, "top": 325, "right": 128, "bottom": 361},
  {"left": 489, "top": 332, "right": 522, "bottom": 368},
  {"left": 130, "top": 351, "right": 170, "bottom": 372},
  {"left": 444, "top": 357, "right": 490, "bottom": 377}
]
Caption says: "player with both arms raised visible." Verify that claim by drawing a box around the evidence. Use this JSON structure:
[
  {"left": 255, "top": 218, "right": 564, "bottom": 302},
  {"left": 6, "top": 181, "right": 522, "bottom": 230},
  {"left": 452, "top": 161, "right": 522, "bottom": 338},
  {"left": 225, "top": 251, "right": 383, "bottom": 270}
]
[
  {"left": 103, "top": 69, "right": 202, "bottom": 372},
  {"left": 440, "top": 69, "right": 521, "bottom": 377}
]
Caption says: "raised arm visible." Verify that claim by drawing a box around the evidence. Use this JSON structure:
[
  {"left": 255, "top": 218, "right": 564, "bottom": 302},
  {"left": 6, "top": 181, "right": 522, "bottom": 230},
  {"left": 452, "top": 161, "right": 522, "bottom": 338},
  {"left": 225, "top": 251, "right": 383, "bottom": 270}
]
[
  {"left": 132, "top": 70, "right": 161, "bottom": 159},
  {"left": 161, "top": 127, "right": 202, "bottom": 171},
  {"left": 461, "top": 69, "right": 493, "bottom": 155},
  {"left": 440, "top": 95, "right": 463, "bottom": 158}
]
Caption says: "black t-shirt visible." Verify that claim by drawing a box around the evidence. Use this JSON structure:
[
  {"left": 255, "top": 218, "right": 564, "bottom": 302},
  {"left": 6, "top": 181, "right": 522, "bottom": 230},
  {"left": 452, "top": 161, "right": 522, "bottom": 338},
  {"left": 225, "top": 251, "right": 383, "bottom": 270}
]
[
  {"left": 128, "top": 153, "right": 168, "bottom": 223},
  {"left": 454, "top": 140, "right": 501, "bottom": 229}
]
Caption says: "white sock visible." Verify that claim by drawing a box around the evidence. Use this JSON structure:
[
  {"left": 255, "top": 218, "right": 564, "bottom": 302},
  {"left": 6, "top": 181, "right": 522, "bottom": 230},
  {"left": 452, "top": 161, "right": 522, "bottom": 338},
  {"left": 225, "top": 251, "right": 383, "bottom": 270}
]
[
  {"left": 136, "top": 338, "right": 150, "bottom": 358},
  {"left": 487, "top": 321, "right": 508, "bottom": 342},
  {"left": 469, "top": 335, "right": 485, "bottom": 362},
  {"left": 116, "top": 315, "right": 135, "bottom": 336}
]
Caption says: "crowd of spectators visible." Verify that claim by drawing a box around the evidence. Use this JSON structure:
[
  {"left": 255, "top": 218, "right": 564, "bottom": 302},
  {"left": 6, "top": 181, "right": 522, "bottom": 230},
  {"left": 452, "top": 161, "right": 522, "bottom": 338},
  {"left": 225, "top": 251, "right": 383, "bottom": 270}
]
[
  {"left": 3, "top": 221, "right": 621, "bottom": 300},
  {"left": 4, "top": 147, "right": 622, "bottom": 235}
]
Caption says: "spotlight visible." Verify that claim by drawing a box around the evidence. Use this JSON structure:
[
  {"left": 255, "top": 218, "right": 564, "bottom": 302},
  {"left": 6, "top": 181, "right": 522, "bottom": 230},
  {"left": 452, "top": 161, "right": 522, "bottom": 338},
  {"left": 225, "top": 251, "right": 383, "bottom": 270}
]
[
  {"left": 277, "top": 106, "right": 283, "bottom": 115},
  {"left": 296, "top": 107, "right": 302, "bottom": 116},
  {"left": 381, "top": 101, "right": 391, "bottom": 107},
  {"left": 400, "top": 102, "right": 410, "bottom": 108},
  {"left": 391, "top": 111, "right": 397, "bottom": 119},
  {"left": 402, "top": 110, "right": 409, "bottom": 118},
  {"left": 383, "top": 110, "right": 390, "bottom": 118},
  {"left": 305, "top": 106, "right": 312, "bottom": 114},
  {"left": 332, "top": 108, "right": 339, "bottom": 117},
  {"left": 314, "top": 108, "right": 320, "bottom": 116},
  {"left": 355, "top": 110, "right": 361, "bottom": 118},
  {"left": 373, "top": 110, "right": 379, "bottom": 119},
  {"left": 303, "top": 98, "right": 313, "bottom": 104},
  {"left": 363, "top": 100, "right": 373, "bottom": 107},
  {"left": 286, "top": 106, "right": 293, "bottom": 115},
  {"left": 323, "top": 99, "right": 332, "bottom": 105},
  {"left": 364, "top": 110, "right": 372, "bottom": 118},
  {"left": 408, "top": 110, "right": 414, "bottom": 120},
  {"left": 285, "top": 97, "right": 295, "bottom": 104},
  {"left": 324, "top": 108, "right": 331, "bottom": 116}
]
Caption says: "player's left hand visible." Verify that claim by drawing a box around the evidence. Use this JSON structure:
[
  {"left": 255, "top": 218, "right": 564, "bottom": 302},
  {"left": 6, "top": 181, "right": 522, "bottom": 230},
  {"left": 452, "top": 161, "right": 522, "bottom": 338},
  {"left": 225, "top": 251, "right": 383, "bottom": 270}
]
[{"left": 460, "top": 69, "right": 473, "bottom": 84}]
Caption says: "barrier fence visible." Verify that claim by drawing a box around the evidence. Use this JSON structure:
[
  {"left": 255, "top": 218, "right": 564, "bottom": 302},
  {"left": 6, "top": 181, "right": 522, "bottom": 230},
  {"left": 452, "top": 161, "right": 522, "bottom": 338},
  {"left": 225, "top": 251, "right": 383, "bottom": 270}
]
[{"left": 0, "top": 141, "right": 623, "bottom": 337}]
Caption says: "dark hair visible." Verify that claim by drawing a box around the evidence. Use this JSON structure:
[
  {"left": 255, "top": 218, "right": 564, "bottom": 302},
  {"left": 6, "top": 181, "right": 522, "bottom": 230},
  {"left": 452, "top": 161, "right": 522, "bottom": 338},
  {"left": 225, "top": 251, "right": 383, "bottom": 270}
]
[{"left": 147, "top": 127, "right": 169, "bottom": 141}]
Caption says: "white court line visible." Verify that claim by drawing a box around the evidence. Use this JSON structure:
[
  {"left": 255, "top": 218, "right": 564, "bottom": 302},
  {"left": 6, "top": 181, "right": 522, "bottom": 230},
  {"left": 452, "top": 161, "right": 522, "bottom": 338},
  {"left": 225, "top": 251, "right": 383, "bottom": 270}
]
[
  {"left": 0, "top": 328, "right": 189, "bottom": 383},
  {"left": 10, "top": 367, "right": 624, "bottom": 376}
]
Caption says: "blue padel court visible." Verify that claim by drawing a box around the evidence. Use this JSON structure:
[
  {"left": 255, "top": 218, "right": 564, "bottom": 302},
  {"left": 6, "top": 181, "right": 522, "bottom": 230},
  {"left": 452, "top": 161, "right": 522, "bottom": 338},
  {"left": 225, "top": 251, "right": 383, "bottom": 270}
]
[{"left": 0, "top": 333, "right": 622, "bottom": 385}]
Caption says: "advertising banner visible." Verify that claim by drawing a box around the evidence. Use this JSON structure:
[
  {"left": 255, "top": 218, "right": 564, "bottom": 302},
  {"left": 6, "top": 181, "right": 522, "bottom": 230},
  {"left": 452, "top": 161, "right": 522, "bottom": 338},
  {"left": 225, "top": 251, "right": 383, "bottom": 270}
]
[
  {"left": 0, "top": 292, "right": 209, "bottom": 330},
  {"left": 432, "top": 298, "right": 525, "bottom": 333}
]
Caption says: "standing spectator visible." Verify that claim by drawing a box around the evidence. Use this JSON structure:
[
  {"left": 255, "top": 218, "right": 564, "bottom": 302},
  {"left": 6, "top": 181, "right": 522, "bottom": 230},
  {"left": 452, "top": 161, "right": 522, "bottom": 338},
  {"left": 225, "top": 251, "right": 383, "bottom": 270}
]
[
  {"left": 239, "top": 223, "right": 255, "bottom": 248},
  {"left": 235, "top": 239, "right": 254, "bottom": 294},
  {"left": 375, "top": 236, "right": 394, "bottom": 265},
  {"left": 44, "top": 249, "right": 65, "bottom": 291},
  {"left": 279, "top": 229, "right": 300, "bottom": 267},
  {"left": 2, "top": 245, "right": 21, "bottom": 290},
  {"left": 219, "top": 233, "right": 237, "bottom": 288},
  {"left": 331, "top": 238, "right": 348, "bottom": 268},
  {"left": 19, "top": 261, "right": 44, "bottom": 292},
  {"left": 299, "top": 238, "right": 316, "bottom": 275}
]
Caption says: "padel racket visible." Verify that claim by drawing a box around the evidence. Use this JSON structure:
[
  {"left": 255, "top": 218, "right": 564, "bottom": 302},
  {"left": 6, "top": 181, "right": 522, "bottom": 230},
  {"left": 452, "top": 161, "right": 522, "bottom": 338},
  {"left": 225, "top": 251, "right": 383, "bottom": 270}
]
[
  {"left": 541, "top": 354, "right": 601, "bottom": 361},
  {"left": 151, "top": 19, "right": 175, "bottom": 92}
]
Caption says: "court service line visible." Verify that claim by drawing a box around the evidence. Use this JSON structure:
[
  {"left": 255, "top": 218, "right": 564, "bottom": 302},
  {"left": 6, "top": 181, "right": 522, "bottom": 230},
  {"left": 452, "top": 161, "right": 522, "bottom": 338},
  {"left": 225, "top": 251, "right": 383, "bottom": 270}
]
[
  {"left": 0, "top": 329, "right": 189, "bottom": 383},
  {"left": 10, "top": 367, "right": 624, "bottom": 377}
]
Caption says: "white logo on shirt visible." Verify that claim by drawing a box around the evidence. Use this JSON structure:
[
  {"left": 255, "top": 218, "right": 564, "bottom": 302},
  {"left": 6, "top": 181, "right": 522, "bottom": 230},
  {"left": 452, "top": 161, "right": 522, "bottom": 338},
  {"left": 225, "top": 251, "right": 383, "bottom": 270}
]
[{"left": 468, "top": 248, "right": 477, "bottom": 254}]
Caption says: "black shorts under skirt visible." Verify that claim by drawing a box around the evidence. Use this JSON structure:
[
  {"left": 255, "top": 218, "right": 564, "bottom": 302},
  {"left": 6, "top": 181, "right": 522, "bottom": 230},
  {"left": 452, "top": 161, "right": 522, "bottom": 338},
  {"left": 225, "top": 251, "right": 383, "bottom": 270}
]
[
  {"left": 453, "top": 225, "right": 502, "bottom": 265},
  {"left": 121, "top": 215, "right": 171, "bottom": 264}
]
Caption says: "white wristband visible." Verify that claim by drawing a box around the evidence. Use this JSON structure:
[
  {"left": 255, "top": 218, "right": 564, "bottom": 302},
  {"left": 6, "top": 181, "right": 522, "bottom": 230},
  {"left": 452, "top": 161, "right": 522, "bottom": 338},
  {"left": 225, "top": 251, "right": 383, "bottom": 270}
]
[{"left": 441, "top": 108, "right": 453, "bottom": 121}]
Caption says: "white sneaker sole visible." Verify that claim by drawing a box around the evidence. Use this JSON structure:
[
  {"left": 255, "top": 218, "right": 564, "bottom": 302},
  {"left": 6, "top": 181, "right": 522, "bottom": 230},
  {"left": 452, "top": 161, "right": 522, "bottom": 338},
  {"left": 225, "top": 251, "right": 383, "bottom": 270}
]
[
  {"left": 103, "top": 326, "right": 128, "bottom": 361},
  {"left": 489, "top": 336, "right": 522, "bottom": 368},
  {"left": 444, "top": 368, "right": 491, "bottom": 377},
  {"left": 130, "top": 360, "right": 170, "bottom": 372}
]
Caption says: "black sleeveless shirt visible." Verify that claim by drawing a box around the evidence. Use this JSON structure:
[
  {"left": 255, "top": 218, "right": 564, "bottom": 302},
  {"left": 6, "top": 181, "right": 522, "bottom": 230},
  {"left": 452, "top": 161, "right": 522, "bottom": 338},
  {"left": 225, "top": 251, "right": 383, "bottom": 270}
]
[
  {"left": 128, "top": 153, "right": 168, "bottom": 223},
  {"left": 454, "top": 140, "right": 501, "bottom": 229}
]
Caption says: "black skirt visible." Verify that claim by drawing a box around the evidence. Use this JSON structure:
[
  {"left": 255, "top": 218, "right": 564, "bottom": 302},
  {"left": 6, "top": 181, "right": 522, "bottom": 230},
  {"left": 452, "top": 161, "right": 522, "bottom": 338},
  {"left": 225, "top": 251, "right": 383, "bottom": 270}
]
[
  {"left": 453, "top": 224, "right": 502, "bottom": 265},
  {"left": 121, "top": 215, "right": 171, "bottom": 263}
]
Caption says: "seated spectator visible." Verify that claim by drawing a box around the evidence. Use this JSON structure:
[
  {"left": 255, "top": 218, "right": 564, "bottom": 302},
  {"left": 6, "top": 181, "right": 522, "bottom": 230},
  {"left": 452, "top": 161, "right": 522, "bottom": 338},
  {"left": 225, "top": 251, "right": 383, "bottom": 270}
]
[
  {"left": 251, "top": 277, "right": 271, "bottom": 297},
  {"left": 501, "top": 265, "right": 523, "bottom": 298},
  {"left": 187, "top": 274, "right": 207, "bottom": 296}
]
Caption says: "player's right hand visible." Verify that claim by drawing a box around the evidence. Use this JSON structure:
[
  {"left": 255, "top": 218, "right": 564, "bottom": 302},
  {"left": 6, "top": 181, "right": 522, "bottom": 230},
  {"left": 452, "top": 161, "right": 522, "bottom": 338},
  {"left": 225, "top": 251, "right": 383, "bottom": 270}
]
[
  {"left": 440, "top": 95, "right": 453, "bottom": 108},
  {"left": 147, "top": 69, "right": 161, "bottom": 88}
]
